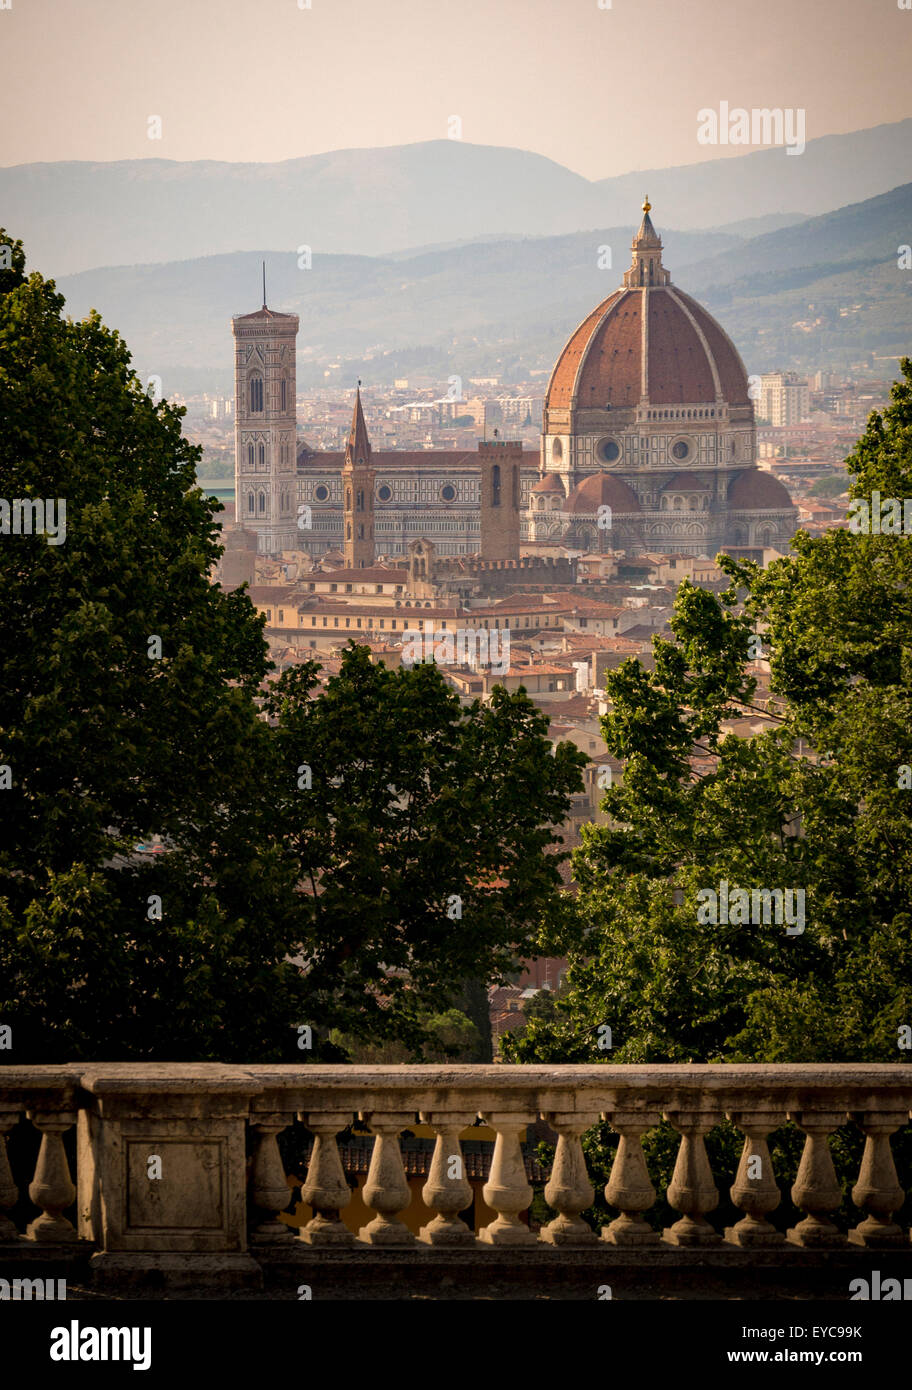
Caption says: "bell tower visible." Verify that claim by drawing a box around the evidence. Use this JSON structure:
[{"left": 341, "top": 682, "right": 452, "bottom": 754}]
[
  {"left": 231, "top": 271, "right": 298, "bottom": 554},
  {"left": 341, "top": 385, "right": 375, "bottom": 569},
  {"left": 479, "top": 437, "right": 522, "bottom": 562}
]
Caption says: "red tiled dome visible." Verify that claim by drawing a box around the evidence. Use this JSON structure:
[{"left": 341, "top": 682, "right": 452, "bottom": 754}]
[
  {"left": 566, "top": 473, "right": 641, "bottom": 515},
  {"left": 663, "top": 471, "right": 708, "bottom": 492},
  {"left": 545, "top": 208, "right": 750, "bottom": 415},
  {"left": 727, "top": 470, "right": 794, "bottom": 509},
  {"left": 545, "top": 285, "right": 750, "bottom": 411},
  {"left": 531, "top": 471, "right": 565, "bottom": 494}
]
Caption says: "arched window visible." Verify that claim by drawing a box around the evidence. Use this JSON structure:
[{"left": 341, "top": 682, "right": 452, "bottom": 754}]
[
  {"left": 247, "top": 443, "right": 254, "bottom": 469},
  {"left": 258, "top": 443, "right": 265, "bottom": 468},
  {"left": 258, "top": 491, "right": 266, "bottom": 514},
  {"left": 281, "top": 378, "right": 287, "bottom": 412},
  {"left": 249, "top": 375, "right": 264, "bottom": 413},
  {"left": 247, "top": 492, "right": 255, "bottom": 514}
]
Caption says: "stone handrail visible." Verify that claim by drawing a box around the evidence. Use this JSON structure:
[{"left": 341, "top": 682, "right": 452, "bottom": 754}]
[{"left": 1, "top": 1063, "right": 911, "bottom": 1284}]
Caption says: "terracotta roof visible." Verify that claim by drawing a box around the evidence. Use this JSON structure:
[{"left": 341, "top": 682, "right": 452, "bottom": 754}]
[
  {"left": 233, "top": 306, "right": 298, "bottom": 324},
  {"left": 297, "top": 447, "right": 535, "bottom": 471},
  {"left": 566, "top": 473, "right": 641, "bottom": 515},
  {"left": 307, "top": 566, "right": 408, "bottom": 583},
  {"left": 545, "top": 269, "right": 750, "bottom": 414},
  {"left": 663, "top": 471, "right": 708, "bottom": 491},
  {"left": 531, "top": 471, "right": 566, "bottom": 494},
  {"left": 727, "top": 470, "right": 795, "bottom": 510}
]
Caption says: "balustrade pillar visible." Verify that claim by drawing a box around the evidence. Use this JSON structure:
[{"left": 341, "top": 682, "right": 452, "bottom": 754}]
[
  {"left": 297, "top": 1111, "right": 355, "bottom": 1246},
  {"left": 848, "top": 1110, "right": 907, "bottom": 1248},
  {"left": 540, "top": 1111, "right": 599, "bottom": 1245},
  {"left": 26, "top": 1106, "right": 77, "bottom": 1242},
  {"left": 358, "top": 1111, "right": 415, "bottom": 1245},
  {"left": 787, "top": 1111, "right": 846, "bottom": 1247},
  {"left": 0, "top": 1107, "right": 20, "bottom": 1241},
  {"left": 418, "top": 1110, "right": 476, "bottom": 1245},
  {"left": 664, "top": 1110, "right": 721, "bottom": 1246},
  {"left": 478, "top": 1112, "right": 537, "bottom": 1245},
  {"left": 248, "top": 1112, "right": 296, "bottom": 1245},
  {"left": 602, "top": 1109, "right": 661, "bottom": 1245},
  {"left": 725, "top": 1109, "right": 785, "bottom": 1246}
]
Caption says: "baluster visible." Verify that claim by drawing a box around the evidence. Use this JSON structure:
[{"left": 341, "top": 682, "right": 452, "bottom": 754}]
[
  {"left": 0, "top": 1107, "right": 21, "bottom": 1241},
  {"left": 725, "top": 1108, "right": 785, "bottom": 1245},
  {"left": 787, "top": 1110, "right": 846, "bottom": 1246},
  {"left": 248, "top": 1111, "right": 296, "bottom": 1245},
  {"left": 418, "top": 1110, "right": 476, "bottom": 1245},
  {"left": 478, "top": 1112, "right": 537, "bottom": 1245},
  {"left": 848, "top": 1109, "right": 907, "bottom": 1248},
  {"left": 664, "top": 1110, "right": 721, "bottom": 1245},
  {"left": 540, "top": 1111, "right": 599, "bottom": 1245},
  {"left": 25, "top": 1105, "right": 78, "bottom": 1242},
  {"left": 602, "top": 1108, "right": 661, "bottom": 1245},
  {"left": 358, "top": 1111, "right": 414, "bottom": 1245},
  {"left": 297, "top": 1111, "right": 355, "bottom": 1246}
]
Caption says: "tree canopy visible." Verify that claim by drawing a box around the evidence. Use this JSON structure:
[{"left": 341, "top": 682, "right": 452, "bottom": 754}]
[
  {"left": 507, "top": 360, "right": 912, "bottom": 1066},
  {"left": 0, "top": 231, "right": 585, "bottom": 1063}
]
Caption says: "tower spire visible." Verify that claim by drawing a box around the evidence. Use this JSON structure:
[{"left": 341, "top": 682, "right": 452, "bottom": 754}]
[
  {"left": 345, "top": 382, "right": 372, "bottom": 466},
  {"left": 623, "top": 198, "right": 670, "bottom": 288},
  {"left": 262, "top": 260, "right": 267, "bottom": 309}
]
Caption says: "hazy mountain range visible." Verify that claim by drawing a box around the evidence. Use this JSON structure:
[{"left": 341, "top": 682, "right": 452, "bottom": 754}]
[
  {"left": 6, "top": 119, "right": 912, "bottom": 276},
  {"left": 53, "top": 180, "right": 912, "bottom": 395}
]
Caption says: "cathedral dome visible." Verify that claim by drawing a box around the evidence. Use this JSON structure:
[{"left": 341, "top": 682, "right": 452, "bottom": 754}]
[
  {"left": 544, "top": 203, "right": 751, "bottom": 414},
  {"left": 531, "top": 472, "right": 565, "bottom": 494},
  {"left": 566, "top": 473, "right": 641, "bottom": 515},
  {"left": 663, "top": 471, "right": 708, "bottom": 492},
  {"left": 727, "top": 470, "right": 794, "bottom": 509}
]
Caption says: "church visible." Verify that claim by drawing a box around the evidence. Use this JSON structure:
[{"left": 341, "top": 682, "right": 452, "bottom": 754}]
[{"left": 231, "top": 202, "right": 796, "bottom": 562}]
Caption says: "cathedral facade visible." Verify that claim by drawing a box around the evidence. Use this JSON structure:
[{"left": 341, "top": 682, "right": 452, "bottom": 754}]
[{"left": 232, "top": 203, "right": 796, "bottom": 561}]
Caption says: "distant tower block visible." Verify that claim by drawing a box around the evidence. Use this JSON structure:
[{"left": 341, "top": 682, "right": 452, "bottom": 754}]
[
  {"left": 342, "top": 385, "right": 375, "bottom": 569},
  {"left": 231, "top": 286, "right": 299, "bottom": 555},
  {"left": 479, "top": 438, "right": 521, "bottom": 562}
]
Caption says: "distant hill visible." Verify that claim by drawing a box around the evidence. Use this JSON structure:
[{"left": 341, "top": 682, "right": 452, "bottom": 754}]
[
  {"left": 54, "top": 183, "right": 912, "bottom": 395},
  {"left": 55, "top": 225, "right": 744, "bottom": 389},
  {"left": 4, "top": 119, "right": 911, "bottom": 275}
]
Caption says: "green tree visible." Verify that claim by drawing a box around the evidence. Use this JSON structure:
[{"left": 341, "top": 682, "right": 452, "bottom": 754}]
[
  {"left": 259, "top": 646, "right": 586, "bottom": 1056},
  {"left": 508, "top": 364, "right": 912, "bottom": 1227},
  {"left": 0, "top": 232, "right": 586, "bottom": 1062},
  {"left": 507, "top": 360, "right": 912, "bottom": 1068}
]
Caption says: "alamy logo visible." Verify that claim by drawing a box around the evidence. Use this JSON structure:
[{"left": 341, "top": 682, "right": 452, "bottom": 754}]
[
  {"left": 401, "top": 627, "right": 510, "bottom": 676},
  {"left": 850, "top": 1271, "right": 912, "bottom": 1300},
  {"left": 0, "top": 498, "right": 67, "bottom": 545},
  {"left": 696, "top": 879, "right": 805, "bottom": 934},
  {"left": 697, "top": 102, "right": 806, "bottom": 156},
  {"left": 847, "top": 492, "right": 912, "bottom": 535},
  {"left": 50, "top": 1320, "right": 151, "bottom": 1371},
  {"left": 0, "top": 1277, "right": 66, "bottom": 1300}
]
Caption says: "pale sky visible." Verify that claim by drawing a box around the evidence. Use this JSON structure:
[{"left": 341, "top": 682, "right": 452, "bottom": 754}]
[{"left": 1, "top": 0, "right": 910, "bottom": 178}]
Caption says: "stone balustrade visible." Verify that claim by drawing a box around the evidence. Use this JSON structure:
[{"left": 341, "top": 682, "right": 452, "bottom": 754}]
[{"left": 1, "top": 1063, "right": 911, "bottom": 1288}]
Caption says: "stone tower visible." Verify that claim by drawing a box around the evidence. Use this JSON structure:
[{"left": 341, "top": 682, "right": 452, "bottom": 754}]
[
  {"left": 341, "top": 386, "right": 375, "bottom": 569},
  {"left": 478, "top": 438, "right": 521, "bottom": 562},
  {"left": 232, "top": 286, "right": 299, "bottom": 554}
]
